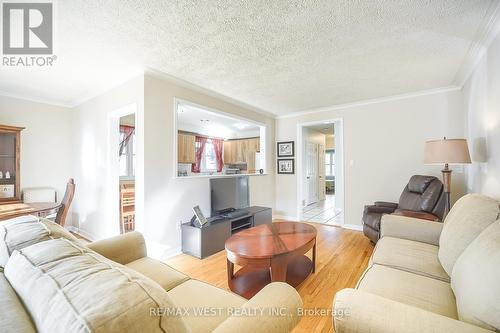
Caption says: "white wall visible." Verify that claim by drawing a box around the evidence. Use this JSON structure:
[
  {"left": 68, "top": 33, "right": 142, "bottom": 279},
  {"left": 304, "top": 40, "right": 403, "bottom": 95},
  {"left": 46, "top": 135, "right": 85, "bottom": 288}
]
[
  {"left": 71, "top": 76, "right": 145, "bottom": 240},
  {"left": 143, "top": 75, "right": 275, "bottom": 257},
  {"left": 463, "top": 32, "right": 500, "bottom": 200},
  {"left": 0, "top": 96, "right": 73, "bottom": 206},
  {"left": 275, "top": 90, "right": 467, "bottom": 227}
]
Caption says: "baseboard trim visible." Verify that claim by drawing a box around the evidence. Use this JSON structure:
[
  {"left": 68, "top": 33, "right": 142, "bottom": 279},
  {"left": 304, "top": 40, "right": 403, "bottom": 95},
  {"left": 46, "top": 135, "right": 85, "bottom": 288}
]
[
  {"left": 342, "top": 224, "right": 363, "bottom": 231},
  {"left": 66, "top": 226, "right": 97, "bottom": 241},
  {"left": 163, "top": 246, "right": 182, "bottom": 259}
]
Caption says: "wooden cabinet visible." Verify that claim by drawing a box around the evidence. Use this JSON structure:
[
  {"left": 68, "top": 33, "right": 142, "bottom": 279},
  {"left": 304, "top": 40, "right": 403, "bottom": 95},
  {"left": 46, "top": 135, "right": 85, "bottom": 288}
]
[
  {"left": 223, "top": 138, "right": 260, "bottom": 165},
  {"left": 178, "top": 133, "right": 196, "bottom": 164},
  {"left": 0, "top": 125, "right": 23, "bottom": 203}
]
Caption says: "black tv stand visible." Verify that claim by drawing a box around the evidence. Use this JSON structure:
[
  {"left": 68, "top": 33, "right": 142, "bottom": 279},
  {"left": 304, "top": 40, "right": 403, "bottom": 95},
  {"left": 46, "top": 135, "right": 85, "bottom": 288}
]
[{"left": 181, "top": 206, "right": 272, "bottom": 259}]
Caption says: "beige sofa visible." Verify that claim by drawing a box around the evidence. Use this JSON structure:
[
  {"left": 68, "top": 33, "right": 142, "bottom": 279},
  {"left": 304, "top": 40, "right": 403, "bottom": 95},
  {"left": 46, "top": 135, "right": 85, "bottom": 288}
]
[
  {"left": 0, "top": 216, "right": 302, "bottom": 333},
  {"left": 333, "top": 194, "right": 500, "bottom": 333}
]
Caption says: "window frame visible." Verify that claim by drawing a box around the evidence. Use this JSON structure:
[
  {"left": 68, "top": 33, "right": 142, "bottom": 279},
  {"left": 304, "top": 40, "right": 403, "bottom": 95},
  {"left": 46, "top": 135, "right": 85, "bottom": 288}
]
[
  {"left": 325, "top": 149, "right": 335, "bottom": 179},
  {"left": 119, "top": 132, "right": 135, "bottom": 180}
]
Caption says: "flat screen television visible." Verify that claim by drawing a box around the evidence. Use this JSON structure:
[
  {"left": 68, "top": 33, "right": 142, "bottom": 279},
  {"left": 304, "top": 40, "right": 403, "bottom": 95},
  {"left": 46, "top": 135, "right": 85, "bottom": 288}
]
[{"left": 210, "top": 176, "right": 249, "bottom": 216}]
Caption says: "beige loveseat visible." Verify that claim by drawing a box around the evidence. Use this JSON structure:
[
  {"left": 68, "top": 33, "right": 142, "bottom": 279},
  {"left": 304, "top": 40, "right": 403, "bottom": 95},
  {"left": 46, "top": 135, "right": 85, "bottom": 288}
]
[
  {"left": 333, "top": 194, "right": 500, "bottom": 333},
  {"left": 0, "top": 216, "right": 302, "bottom": 333}
]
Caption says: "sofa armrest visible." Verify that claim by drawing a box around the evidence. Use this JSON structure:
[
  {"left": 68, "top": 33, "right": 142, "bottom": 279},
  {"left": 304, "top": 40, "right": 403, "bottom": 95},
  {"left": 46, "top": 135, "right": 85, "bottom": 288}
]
[
  {"left": 374, "top": 201, "right": 398, "bottom": 209},
  {"left": 87, "top": 231, "right": 146, "bottom": 265},
  {"left": 212, "top": 282, "right": 302, "bottom": 333},
  {"left": 380, "top": 214, "right": 443, "bottom": 246},
  {"left": 333, "top": 289, "right": 493, "bottom": 333}
]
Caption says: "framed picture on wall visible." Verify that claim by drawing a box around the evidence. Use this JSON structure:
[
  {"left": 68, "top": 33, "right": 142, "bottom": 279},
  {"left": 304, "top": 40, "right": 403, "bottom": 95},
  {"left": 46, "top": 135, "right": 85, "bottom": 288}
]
[
  {"left": 277, "top": 159, "right": 294, "bottom": 174},
  {"left": 277, "top": 141, "right": 294, "bottom": 157}
]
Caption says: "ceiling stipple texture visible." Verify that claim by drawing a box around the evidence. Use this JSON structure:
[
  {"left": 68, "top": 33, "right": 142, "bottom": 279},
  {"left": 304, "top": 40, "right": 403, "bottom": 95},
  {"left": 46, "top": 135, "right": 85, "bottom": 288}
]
[{"left": 0, "top": 0, "right": 498, "bottom": 115}]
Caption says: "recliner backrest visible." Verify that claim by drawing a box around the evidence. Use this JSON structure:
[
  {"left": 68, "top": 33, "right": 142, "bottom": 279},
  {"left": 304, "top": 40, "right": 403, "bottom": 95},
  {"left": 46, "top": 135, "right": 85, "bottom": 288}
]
[{"left": 398, "top": 175, "right": 445, "bottom": 217}]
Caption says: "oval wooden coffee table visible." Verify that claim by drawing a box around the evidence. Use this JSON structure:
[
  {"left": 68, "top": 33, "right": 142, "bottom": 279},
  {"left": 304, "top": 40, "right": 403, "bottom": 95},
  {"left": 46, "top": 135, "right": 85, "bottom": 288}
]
[{"left": 225, "top": 222, "right": 317, "bottom": 299}]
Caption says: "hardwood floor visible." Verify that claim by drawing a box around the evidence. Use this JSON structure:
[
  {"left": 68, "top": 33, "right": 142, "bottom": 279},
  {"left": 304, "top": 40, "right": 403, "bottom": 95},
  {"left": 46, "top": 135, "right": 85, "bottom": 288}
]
[{"left": 165, "top": 222, "right": 374, "bottom": 333}]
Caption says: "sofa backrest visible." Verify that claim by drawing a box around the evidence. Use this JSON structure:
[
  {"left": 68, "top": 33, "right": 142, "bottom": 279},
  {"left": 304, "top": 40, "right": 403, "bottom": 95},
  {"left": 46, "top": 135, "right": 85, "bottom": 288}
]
[
  {"left": 0, "top": 215, "right": 80, "bottom": 267},
  {"left": 451, "top": 219, "right": 500, "bottom": 331},
  {"left": 438, "top": 194, "right": 500, "bottom": 275},
  {"left": 4, "top": 238, "right": 188, "bottom": 333},
  {"left": 398, "top": 175, "right": 445, "bottom": 219}
]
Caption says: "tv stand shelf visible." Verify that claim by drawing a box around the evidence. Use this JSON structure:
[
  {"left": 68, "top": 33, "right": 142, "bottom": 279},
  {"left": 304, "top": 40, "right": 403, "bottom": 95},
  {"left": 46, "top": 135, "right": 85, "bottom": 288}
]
[{"left": 181, "top": 206, "right": 272, "bottom": 259}]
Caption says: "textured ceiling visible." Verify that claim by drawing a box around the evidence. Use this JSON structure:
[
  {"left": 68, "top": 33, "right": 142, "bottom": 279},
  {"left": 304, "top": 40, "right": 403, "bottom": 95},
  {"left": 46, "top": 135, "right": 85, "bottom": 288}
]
[{"left": 0, "top": 0, "right": 499, "bottom": 115}]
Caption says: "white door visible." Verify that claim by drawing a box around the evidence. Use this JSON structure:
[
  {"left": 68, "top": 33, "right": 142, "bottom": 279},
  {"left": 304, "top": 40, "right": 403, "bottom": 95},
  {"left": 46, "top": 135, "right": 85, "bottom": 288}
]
[
  {"left": 318, "top": 144, "right": 326, "bottom": 201},
  {"left": 305, "top": 142, "right": 318, "bottom": 205}
]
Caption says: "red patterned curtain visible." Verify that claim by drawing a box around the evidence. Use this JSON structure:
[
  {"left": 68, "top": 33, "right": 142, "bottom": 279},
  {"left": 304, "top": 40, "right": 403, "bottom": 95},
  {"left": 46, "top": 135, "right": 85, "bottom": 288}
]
[
  {"left": 191, "top": 136, "right": 207, "bottom": 173},
  {"left": 119, "top": 125, "right": 135, "bottom": 155},
  {"left": 212, "top": 138, "right": 224, "bottom": 172}
]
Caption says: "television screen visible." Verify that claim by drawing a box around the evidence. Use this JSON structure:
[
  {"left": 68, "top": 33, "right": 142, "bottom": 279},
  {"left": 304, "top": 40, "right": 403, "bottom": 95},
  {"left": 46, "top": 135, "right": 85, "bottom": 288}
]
[{"left": 210, "top": 176, "right": 249, "bottom": 215}]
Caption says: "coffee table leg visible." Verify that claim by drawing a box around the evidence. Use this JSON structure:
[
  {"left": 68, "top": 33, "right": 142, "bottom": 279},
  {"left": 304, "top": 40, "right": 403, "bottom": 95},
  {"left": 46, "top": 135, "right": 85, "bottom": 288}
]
[
  {"left": 227, "top": 259, "right": 234, "bottom": 281},
  {"left": 270, "top": 257, "right": 287, "bottom": 282},
  {"left": 312, "top": 240, "right": 316, "bottom": 273}
]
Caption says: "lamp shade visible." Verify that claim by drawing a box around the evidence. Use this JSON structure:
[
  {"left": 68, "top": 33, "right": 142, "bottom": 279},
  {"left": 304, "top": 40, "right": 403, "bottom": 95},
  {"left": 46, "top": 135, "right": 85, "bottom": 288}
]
[{"left": 424, "top": 138, "right": 471, "bottom": 164}]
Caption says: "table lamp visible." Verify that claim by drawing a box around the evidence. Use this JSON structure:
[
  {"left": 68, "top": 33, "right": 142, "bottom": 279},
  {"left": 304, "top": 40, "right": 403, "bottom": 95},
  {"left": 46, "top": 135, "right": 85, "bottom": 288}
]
[{"left": 424, "top": 137, "right": 471, "bottom": 215}]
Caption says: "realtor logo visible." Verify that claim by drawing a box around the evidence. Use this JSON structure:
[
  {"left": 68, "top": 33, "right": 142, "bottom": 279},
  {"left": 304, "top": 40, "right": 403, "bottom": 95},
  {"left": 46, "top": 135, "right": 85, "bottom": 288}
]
[{"left": 2, "top": 2, "right": 53, "bottom": 54}]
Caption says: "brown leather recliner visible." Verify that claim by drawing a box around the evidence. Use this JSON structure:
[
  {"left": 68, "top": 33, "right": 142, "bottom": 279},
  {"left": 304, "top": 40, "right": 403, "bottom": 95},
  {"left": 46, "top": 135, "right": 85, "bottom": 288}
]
[{"left": 362, "top": 175, "right": 446, "bottom": 243}]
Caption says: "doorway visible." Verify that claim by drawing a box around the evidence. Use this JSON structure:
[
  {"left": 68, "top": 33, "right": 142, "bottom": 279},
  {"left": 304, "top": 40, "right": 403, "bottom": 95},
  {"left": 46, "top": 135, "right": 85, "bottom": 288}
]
[
  {"left": 107, "top": 104, "right": 139, "bottom": 237},
  {"left": 297, "top": 119, "right": 344, "bottom": 225},
  {"left": 118, "top": 114, "right": 136, "bottom": 234}
]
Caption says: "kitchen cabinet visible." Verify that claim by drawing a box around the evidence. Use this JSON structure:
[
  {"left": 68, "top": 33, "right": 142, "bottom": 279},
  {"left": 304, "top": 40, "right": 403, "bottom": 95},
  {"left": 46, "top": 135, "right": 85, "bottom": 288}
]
[
  {"left": 223, "top": 137, "right": 260, "bottom": 166},
  {"left": 178, "top": 133, "right": 196, "bottom": 164}
]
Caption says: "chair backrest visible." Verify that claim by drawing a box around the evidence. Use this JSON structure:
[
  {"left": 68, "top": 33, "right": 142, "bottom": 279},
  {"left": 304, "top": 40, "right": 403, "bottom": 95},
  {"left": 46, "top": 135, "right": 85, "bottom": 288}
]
[
  {"left": 398, "top": 175, "right": 446, "bottom": 219},
  {"left": 55, "top": 179, "right": 75, "bottom": 227}
]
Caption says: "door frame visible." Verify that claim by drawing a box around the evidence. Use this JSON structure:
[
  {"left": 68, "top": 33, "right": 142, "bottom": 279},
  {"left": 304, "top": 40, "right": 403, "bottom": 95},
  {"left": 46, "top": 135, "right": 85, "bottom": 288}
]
[{"left": 296, "top": 118, "right": 344, "bottom": 224}]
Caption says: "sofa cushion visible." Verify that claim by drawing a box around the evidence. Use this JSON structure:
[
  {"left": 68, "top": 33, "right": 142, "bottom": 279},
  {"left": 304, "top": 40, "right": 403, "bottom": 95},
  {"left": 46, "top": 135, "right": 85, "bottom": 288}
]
[
  {"left": 371, "top": 237, "right": 449, "bottom": 282},
  {"left": 168, "top": 279, "right": 246, "bottom": 333},
  {"left": 451, "top": 220, "right": 500, "bottom": 331},
  {"left": 126, "top": 257, "right": 190, "bottom": 291},
  {"left": 438, "top": 194, "right": 500, "bottom": 275},
  {"left": 0, "top": 272, "right": 36, "bottom": 333},
  {"left": 0, "top": 215, "right": 79, "bottom": 267},
  {"left": 4, "top": 238, "right": 187, "bottom": 333},
  {"left": 357, "top": 264, "right": 457, "bottom": 319}
]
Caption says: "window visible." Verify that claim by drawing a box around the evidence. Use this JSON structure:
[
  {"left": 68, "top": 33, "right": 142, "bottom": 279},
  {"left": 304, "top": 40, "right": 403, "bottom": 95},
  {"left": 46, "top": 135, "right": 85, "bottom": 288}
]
[
  {"left": 325, "top": 149, "right": 335, "bottom": 178},
  {"left": 198, "top": 139, "right": 217, "bottom": 172},
  {"left": 119, "top": 132, "right": 135, "bottom": 179}
]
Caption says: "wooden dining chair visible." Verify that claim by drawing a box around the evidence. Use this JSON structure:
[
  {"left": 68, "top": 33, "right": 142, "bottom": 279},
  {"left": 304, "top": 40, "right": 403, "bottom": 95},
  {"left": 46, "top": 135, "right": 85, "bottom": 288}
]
[
  {"left": 119, "top": 185, "right": 135, "bottom": 234},
  {"left": 55, "top": 178, "right": 76, "bottom": 227}
]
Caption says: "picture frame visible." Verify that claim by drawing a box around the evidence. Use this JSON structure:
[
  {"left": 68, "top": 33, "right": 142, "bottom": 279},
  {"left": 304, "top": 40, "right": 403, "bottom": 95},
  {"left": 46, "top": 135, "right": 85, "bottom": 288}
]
[
  {"left": 277, "top": 141, "right": 294, "bottom": 157},
  {"left": 191, "top": 205, "right": 208, "bottom": 227},
  {"left": 277, "top": 159, "right": 294, "bottom": 174}
]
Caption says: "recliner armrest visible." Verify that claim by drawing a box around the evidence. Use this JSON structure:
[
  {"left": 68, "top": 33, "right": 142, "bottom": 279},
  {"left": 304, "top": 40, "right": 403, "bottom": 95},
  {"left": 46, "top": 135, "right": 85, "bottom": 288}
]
[
  {"left": 333, "top": 289, "right": 493, "bottom": 333},
  {"left": 392, "top": 209, "right": 440, "bottom": 221},
  {"left": 374, "top": 201, "right": 398, "bottom": 209},
  {"left": 87, "top": 231, "right": 147, "bottom": 265},
  {"left": 380, "top": 214, "right": 443, "bottom": 246},
  {"left": 364, "top": 205, "right": 397, "bottom": 214},
  {"left": 213, "top": 282, "right": 302, "bottom": 333}
]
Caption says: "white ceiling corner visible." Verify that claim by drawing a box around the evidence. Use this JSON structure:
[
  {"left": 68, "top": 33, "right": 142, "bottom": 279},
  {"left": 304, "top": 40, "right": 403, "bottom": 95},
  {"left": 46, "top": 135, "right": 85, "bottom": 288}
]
[
  {"left": 453, "top": 1, "right": 500, "bottom": 87},
  {"left": 0, "top": 1, "right": 498, "bottom": 116}
]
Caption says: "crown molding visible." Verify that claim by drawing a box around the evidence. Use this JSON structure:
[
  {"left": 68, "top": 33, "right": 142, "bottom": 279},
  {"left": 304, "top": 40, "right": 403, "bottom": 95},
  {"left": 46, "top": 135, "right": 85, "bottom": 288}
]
[
  {"left": 144, "top": 68, "right": 276, "bottom": 119},
  {"left": 454, "top": 1, "right": 500, "bottom": 87},
  {"left": 276, "top": 86, "right": 461, "bottom": 119},
  {"left": 0, "top": 90, "right": 72, "bottom": 108}
]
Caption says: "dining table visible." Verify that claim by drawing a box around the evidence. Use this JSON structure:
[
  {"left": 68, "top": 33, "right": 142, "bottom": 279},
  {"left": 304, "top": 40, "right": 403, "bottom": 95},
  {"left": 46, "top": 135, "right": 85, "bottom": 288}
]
[{"left": 0, "top": 202, "right": 61, "bottom": 221}]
